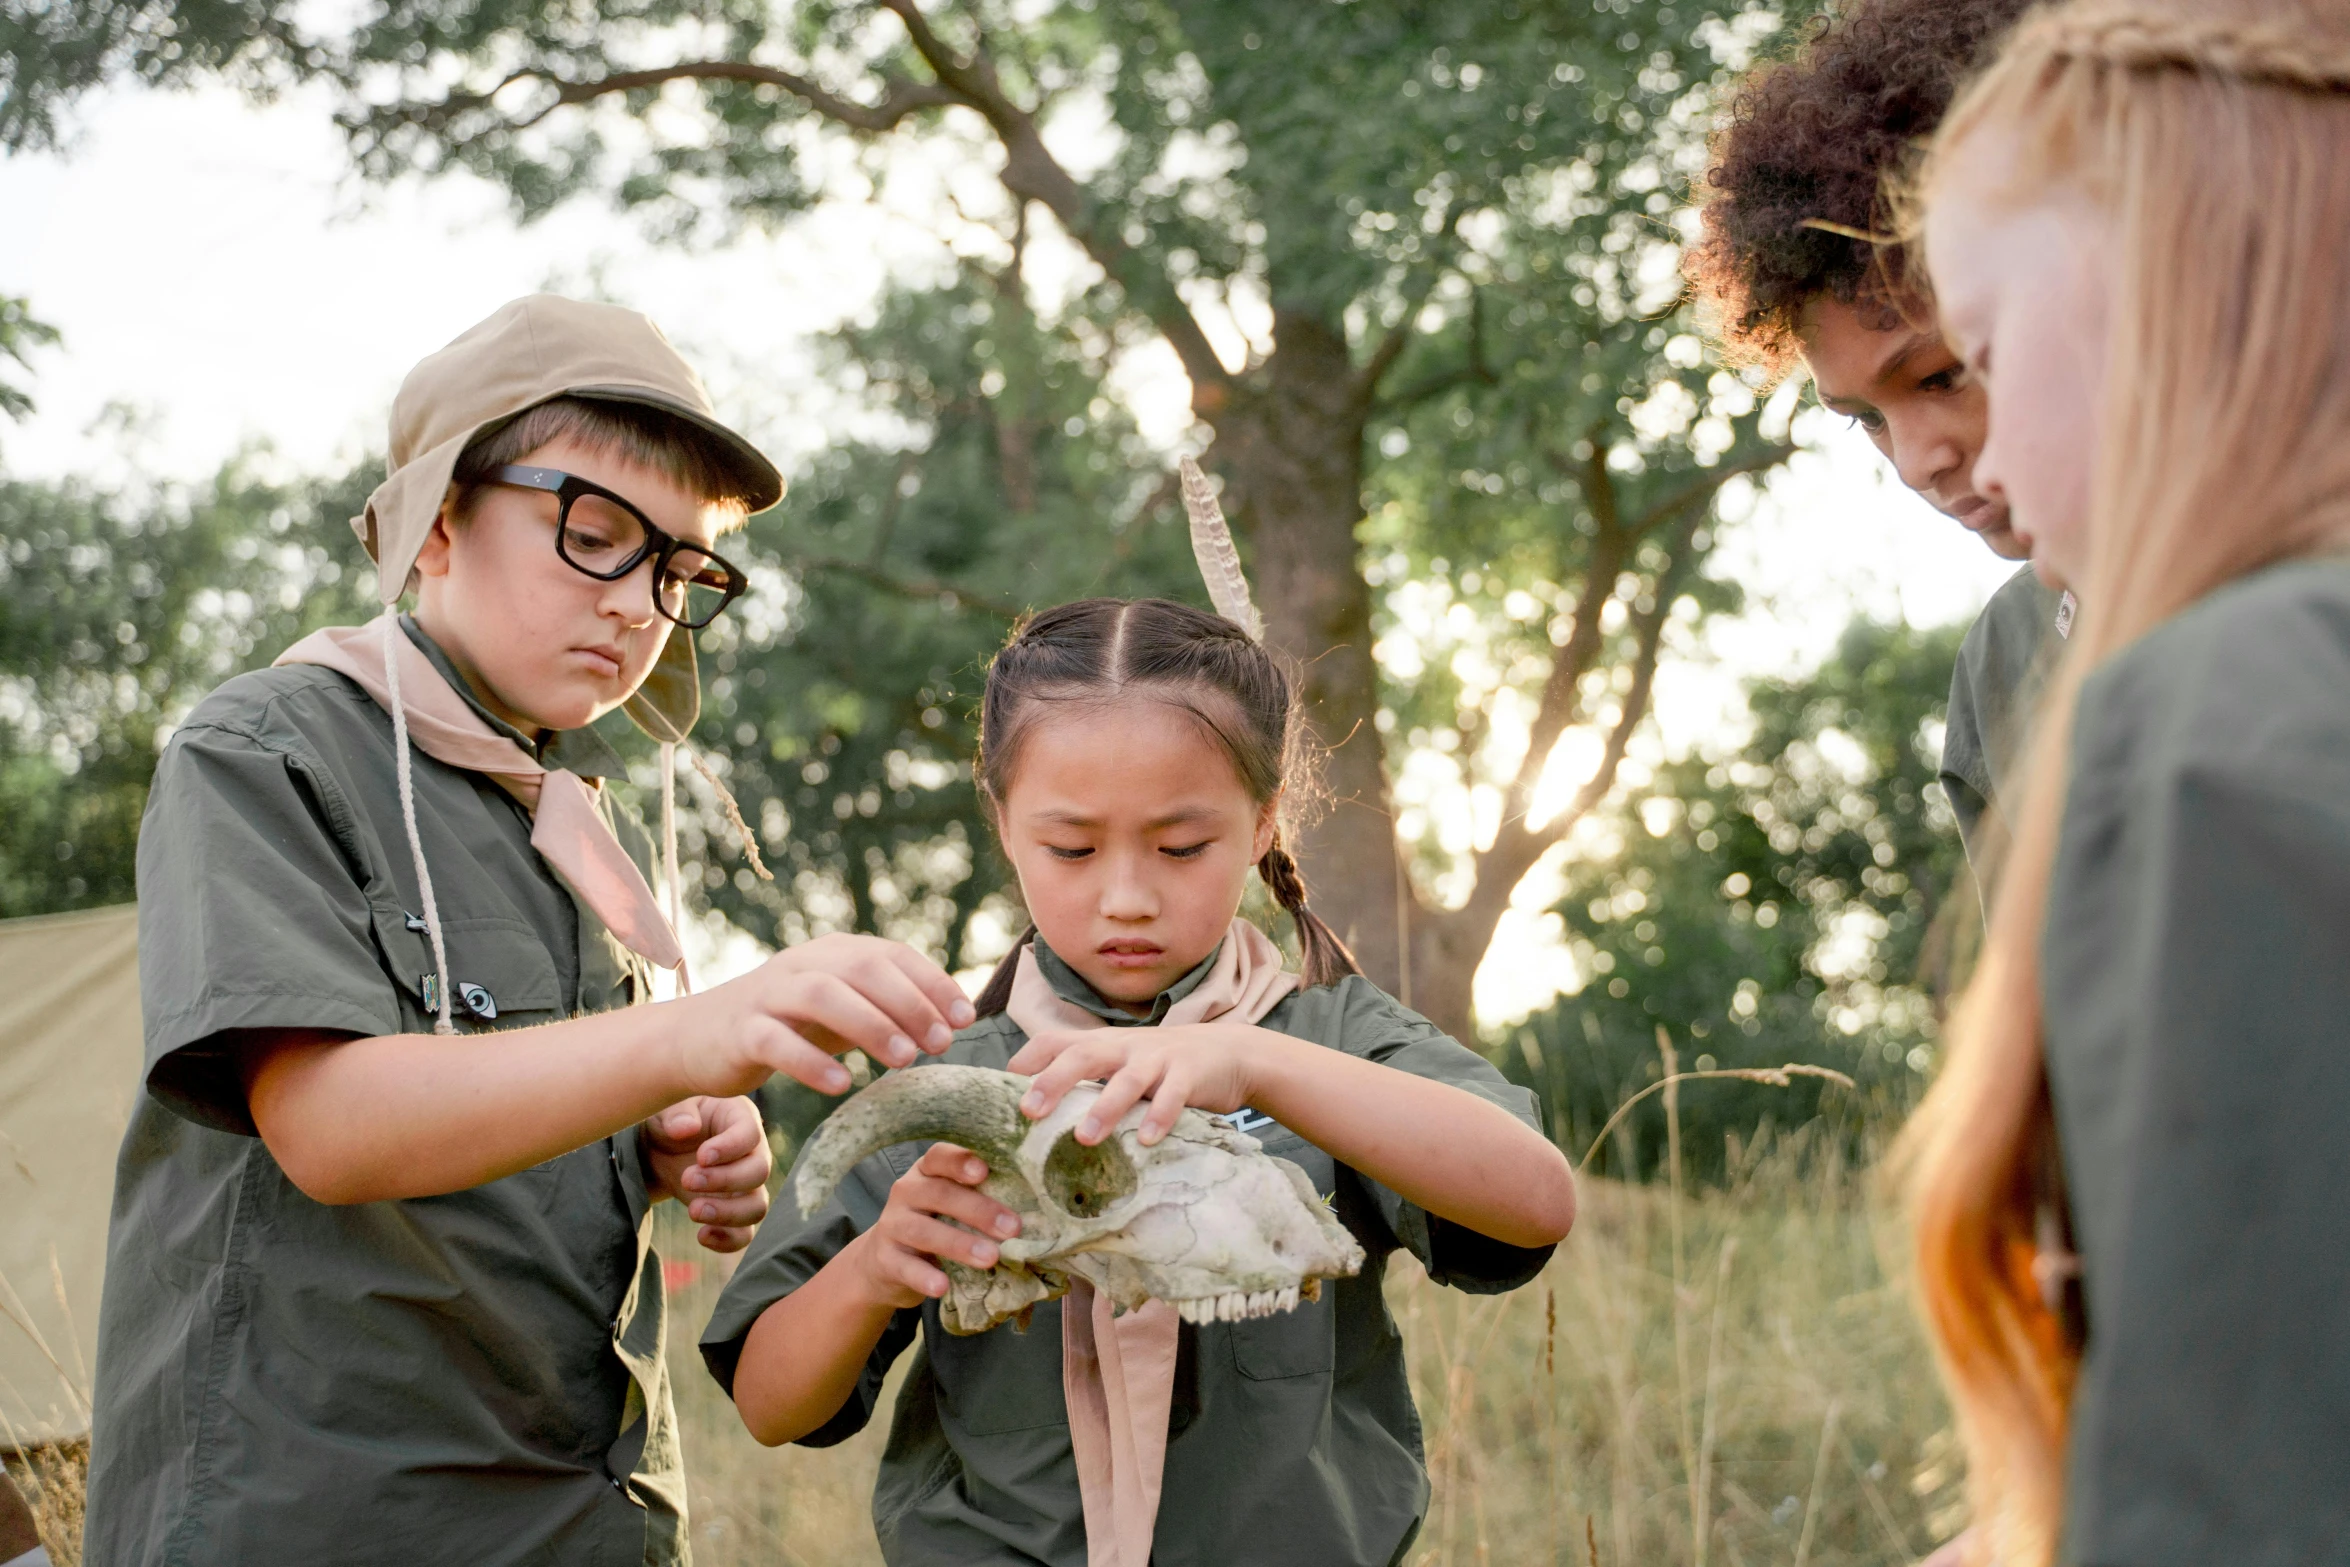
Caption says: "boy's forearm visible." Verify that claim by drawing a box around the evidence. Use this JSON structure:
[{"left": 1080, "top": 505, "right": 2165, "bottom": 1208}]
[
  {"left": 1244, "top": 1034, "right": 1576, "bottom": 1248},
  {"left": 732, "top": 1240, "right": 902, "bottom": 1447},
  {"left": 239, "top": 1002, "right": 705, "bottom": 1204}
]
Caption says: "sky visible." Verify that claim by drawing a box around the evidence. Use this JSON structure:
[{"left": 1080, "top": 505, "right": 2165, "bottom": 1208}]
[{"left": 0, "top": 80, "right": 2018, "bottom": 1020}]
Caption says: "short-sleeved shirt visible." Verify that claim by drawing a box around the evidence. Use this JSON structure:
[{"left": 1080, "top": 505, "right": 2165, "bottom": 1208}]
[
  {"left": 700, "top": 940, "right": 1554, "bottom": 1567},
  {"left": 2040, "top": 555, "right": 2350, "bottom": 1562},
  {"left": 87, "top": 618, "right": 685, "bottom": 1567},
  {"left": 1940, "top": 565, "right": 2068, "bottom": 863}
]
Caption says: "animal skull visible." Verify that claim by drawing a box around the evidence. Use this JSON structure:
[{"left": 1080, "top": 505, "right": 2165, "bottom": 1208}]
[{"left": 795, "top": 1064, "right": 1366, "bottom": 1334}]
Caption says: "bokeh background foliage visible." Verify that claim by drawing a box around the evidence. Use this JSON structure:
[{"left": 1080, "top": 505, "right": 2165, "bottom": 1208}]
[
  {"left": 8, "top": 0, "right": 1817, "bottom": 1046},
  {"left": 0, "top": 0, "right": 1991, "bottom": 1173}
]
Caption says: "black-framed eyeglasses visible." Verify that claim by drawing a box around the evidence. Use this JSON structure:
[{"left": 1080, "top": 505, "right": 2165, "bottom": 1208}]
[{"left": 487, "top": 464, "right": 748, "bottom": 630}]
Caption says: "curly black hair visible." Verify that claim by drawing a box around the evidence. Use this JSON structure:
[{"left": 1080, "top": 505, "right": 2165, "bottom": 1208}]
[{"left": 1687, "top": 0, "right": 2038, "bottom": 370}]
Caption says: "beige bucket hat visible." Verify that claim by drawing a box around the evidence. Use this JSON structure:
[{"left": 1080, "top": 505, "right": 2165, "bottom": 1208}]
[{"left": 357, "top": 294, "right": 784, "bottom": 743}]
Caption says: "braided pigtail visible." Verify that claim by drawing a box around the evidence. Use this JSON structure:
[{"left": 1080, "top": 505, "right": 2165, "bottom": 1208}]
[
  {"left": 2021, "top": 2, "right": 2350, "bottom": 92},
  {"left": 974, "top": 925, "right": 1037, "bottom": 1019},
  {"left": 1257, "top": 837, "right": 1361, "bottom": 989}
]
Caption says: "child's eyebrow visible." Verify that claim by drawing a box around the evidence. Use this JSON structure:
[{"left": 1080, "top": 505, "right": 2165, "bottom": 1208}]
[{"left": 1026, "top": 806, "right": 1223, "bottom": 830}]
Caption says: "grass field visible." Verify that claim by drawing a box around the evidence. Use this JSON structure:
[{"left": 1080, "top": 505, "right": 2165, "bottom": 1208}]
[
  {"left": 6, "top": 1124, "right": 1958, "bottom": 1567},
  {"left": 662, "top": 1121, "right": 1960, "bottom": 1567}
]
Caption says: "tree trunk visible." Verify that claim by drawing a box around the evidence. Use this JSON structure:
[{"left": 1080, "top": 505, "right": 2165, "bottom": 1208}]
[
  {"left": 1406, "top": 911, "right": 1492, "bottom": 1049},
  {"left": 1206, "top": 308, "right": 1405, "bottom": 994}
]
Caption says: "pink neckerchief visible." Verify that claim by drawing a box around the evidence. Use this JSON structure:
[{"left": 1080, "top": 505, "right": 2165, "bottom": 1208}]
[
  {"left": 1004, "top": 920, "right": 1296, "bottom": 1567},
  {"left": 276, "top": 614, "right": 685, "bottom": 975}
]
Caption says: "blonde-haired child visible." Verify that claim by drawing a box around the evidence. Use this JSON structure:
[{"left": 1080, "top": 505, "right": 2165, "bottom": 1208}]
[{"left": 1899, "top": 2, "right": 2350, "bottom": 1561}]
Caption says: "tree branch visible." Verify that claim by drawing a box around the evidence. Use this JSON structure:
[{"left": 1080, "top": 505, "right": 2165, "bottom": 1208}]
[
  {"left": 791, "top": 556, "right": 1025, "bottom": 619},
  {"left": 1353, "top": 205, "right": 1474, "bottom": 408},
  {"left": 1372, "top": 283, "right": 1497, "bottom": 415},
  {"left": 1626, "top": 444, "right": 1797, "bottom": 536},
  {"left": 373, "top": 60, "right": 957, "bottom": 141},
  {"left": 876, "top": 0, "right": 1234, "bottom": 410},
  {"left": 1430, "top": 504, "right": 1703, "bottom": 947}
]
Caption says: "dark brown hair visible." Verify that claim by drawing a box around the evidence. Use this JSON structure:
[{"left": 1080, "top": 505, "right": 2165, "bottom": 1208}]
[
  {"left": 971, "top": 597, "right": 1360, "bottom": 1014},
  {"left": 1685, "top": 0, "right": 2037, "bottom": 371},
  {"left": 453, "top": 395, "right": 762, "bottom": 528}
]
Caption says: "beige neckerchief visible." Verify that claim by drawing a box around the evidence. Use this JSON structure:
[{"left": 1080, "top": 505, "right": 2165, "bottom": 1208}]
[
  {"left": 1004, "top": 920, "right": 1296, "bottom": 1567},
  {"left": 277, "top": 613, "right": 686, "bottom": 976}
]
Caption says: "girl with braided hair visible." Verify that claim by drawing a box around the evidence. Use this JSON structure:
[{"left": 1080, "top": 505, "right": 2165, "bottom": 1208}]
[
  {"left": 704, "top": 490, "right": 1574, "bottom": 1566},
  {"left": 1899, "top": 0, "right": 2350, "bottom": 1561}
]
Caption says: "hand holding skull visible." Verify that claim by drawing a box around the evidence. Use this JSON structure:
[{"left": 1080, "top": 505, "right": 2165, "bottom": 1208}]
[
  {"left": 796, "top": 1064, "right": 1365, "bottom": 1333},
  {"left": 1008, "top": 1021, "right": 1267, "bottom": 1146}
]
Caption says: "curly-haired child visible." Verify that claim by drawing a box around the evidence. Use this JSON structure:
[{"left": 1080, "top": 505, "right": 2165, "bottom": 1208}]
[{"left": 1687, "top": 0, "right": 2054, "bottom": 864}]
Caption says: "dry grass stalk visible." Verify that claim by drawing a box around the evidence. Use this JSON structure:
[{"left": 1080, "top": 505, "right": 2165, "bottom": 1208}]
[
  {"left": 1, "top": 1258, "right": 92, "bottom": 1566},
  {"left": 1, "top": 1438, "right": 87, "bottom": 1567}
]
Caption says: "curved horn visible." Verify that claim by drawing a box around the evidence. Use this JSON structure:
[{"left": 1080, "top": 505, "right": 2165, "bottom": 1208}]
[{"left": 793, "top": 1064, "right": 1032, "bottom": 1218}]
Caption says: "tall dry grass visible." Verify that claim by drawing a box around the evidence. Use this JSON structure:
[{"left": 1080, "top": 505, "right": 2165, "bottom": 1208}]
[
  {"left": 4, "top": 1106, "right": 1954, "bottom": 1566},
  {"left": 1, "top": 1259, "right": 91, "bottom": 1567},
  {"left": 660, "top": 1117, "right": 1959, "bottom": 1567}
]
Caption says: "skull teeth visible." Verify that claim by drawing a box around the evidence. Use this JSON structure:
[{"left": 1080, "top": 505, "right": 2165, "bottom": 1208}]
[{"left": 1173, "top": 1284, "right": 1305, "bottom": 1324}]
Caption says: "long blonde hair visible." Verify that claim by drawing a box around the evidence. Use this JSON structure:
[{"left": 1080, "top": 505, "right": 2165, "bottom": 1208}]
[{"left": 1898, "top": 3, "right": 2350, "bottom": 1560}]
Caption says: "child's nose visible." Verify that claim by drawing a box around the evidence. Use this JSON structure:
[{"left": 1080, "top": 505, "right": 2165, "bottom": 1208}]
[
  {"left": 1099, "top": 857, "right": 1157, "bottom": 920},
  {"left": 599, "top": 561, "right": 661, "bottom": 627}
]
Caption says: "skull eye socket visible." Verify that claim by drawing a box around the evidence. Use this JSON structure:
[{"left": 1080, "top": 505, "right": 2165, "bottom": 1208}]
[{"left": 1042, "top": 1128, "right": 1137, "bottom": 1218}]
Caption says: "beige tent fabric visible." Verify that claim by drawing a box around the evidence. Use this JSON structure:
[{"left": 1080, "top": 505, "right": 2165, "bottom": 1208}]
[{"left": 0, "top": 905, "right": 140, "bottom": 1446}]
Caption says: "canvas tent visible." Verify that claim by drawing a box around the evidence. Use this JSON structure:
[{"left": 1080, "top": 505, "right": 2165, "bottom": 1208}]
[{"left": 0, "top": 905, "right": 141, "bottom": 1448}]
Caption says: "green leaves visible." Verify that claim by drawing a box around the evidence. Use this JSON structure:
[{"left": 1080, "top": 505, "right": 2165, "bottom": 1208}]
[
  {"left": 0, "top": 296, "right": 59, "bottom": 423},
  {"left": 1508, "top": 618, "right": 1974, "bottom": 1184},
  {"left": 0, "top": 455, "right": 381, "bottom": 915}
]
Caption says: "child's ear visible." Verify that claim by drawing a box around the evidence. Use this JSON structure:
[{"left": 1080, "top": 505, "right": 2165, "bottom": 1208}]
[
  {"left": 412, "top": 489, "right": 461, "bottom": 580},
  {"left": 1251, "top": 795, "right": 1281, "bottom": 862}
]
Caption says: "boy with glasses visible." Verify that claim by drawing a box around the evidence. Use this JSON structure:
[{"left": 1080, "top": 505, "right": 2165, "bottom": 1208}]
[{"left": 86, "top": 296, "right": 973, "bottom": 1564}]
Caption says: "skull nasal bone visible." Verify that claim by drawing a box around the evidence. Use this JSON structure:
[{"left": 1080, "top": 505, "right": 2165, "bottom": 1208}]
[{"left": 1043, "top": 1130, "right": 1139, "bottom": 1217}]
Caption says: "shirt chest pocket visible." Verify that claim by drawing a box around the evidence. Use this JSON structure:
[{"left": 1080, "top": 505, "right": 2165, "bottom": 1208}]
[
  {"left": 927, "top": 1299, "right": 1072, "bottom": 1436},
  {"left": 369, "top": 908, "right": 566, "bottom": 1030},
  {"left": 1225, "top": 1130, "right": 1342, "bottom": 1380}
]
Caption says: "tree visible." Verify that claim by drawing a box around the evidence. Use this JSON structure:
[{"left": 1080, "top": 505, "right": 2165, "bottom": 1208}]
[
  {"left": 11, "top": 0, "right": 1802, "bottom": 1040},
  {"left": 1504, "top": 617, "right": 1974, "bottom": 1183},
  {"left": 0, "top": 456, "right": 381, "bottom": 915}
]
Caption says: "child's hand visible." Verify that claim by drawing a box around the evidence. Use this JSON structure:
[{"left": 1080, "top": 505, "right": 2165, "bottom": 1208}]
[
  {"left": 844, "top": 1144, "right": 1024, "bottom": 1309},
  {"left": 640, "top": 1095, "right": 773, "bottom": 1253},
  {"left": 680, "top": 934, "right": 976, "bottom": 1099},
  {"left": 1008, "top": 1023, "right": 1279, "bottom": 1146}
]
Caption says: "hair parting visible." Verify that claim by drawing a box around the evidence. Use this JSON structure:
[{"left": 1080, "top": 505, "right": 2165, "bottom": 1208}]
[{"left": 970, "top": 597, "right": 1360, "bottom": 1016}]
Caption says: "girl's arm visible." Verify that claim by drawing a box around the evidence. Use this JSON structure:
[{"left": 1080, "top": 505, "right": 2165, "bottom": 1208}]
[
  {"left": 732, "top": 1144, "right": 1020, "bottom": 1446},
  {"left": 238, "top": 933, "right": 973, "bottom": 1205},
  {"left": 1009, "top": 1026, "right": 1576, "bottom": 1250}
]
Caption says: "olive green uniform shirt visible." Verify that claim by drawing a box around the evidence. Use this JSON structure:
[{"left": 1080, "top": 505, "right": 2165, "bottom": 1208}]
[
  {"left": 2041, "top": 557, "right": 2350, "bottom": 1563},
  {"left": 701, "top": 942, "right": 1554, "bottom": 1567},
  {"left": 1940, "top": 565, "right": 2067, "bottom": 862},
  {"left": 87, "top": 619, "right": 685, "bottom": 1567}
]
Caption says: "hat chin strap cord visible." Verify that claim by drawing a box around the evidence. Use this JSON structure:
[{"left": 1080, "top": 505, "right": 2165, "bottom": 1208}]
[
  {"left": 386, "top": 631, "right": 460, "bottom": 1036},
  {"left": 660, "top": 741, "right": 694, "bottom": 996},
  {"left": 382, "top": 625, "right": 721, "bottom": 1021}
]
